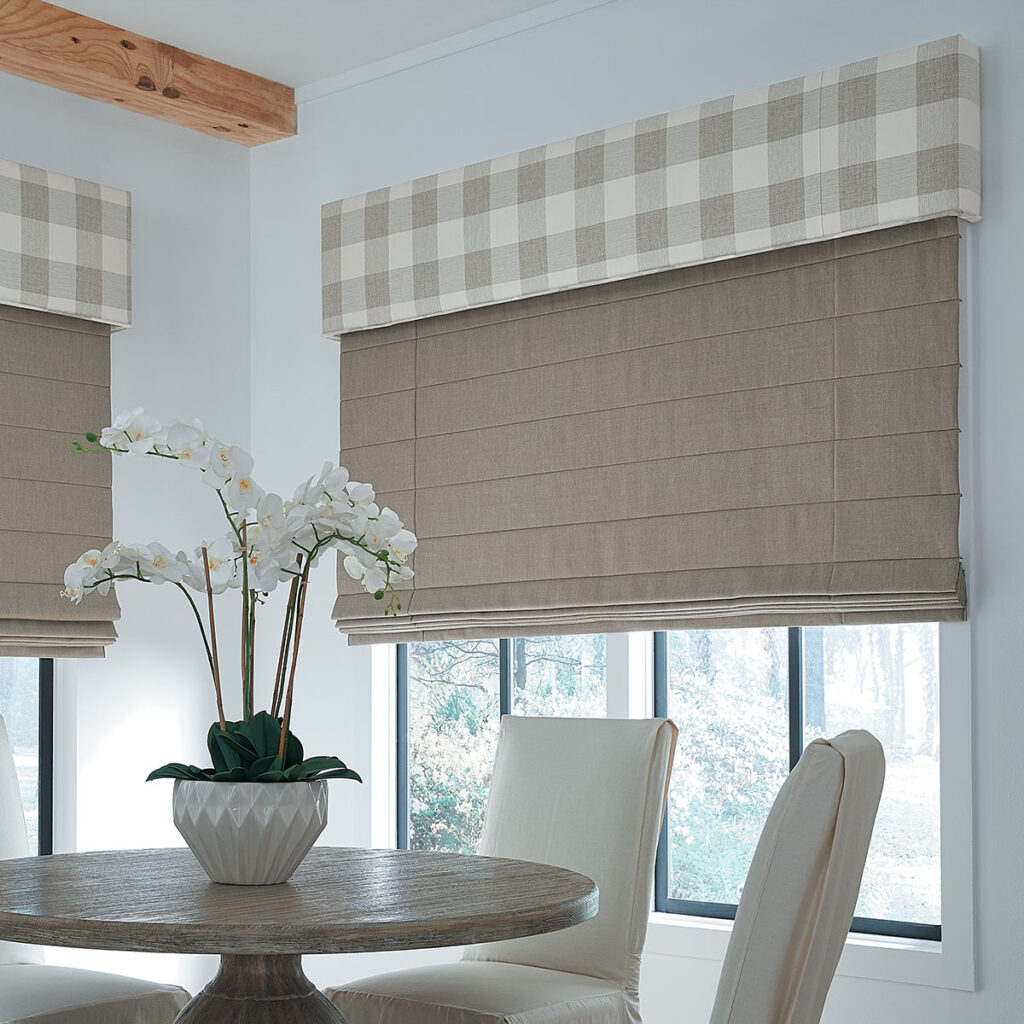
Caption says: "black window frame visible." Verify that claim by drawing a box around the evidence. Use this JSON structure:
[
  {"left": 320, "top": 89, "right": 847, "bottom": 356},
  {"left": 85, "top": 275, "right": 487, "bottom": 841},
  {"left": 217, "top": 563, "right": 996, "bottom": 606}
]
[
  {"left": 0, "top": 657, "right": 54, "bottom": 856},
  {"left": 395, "top": 632, "right": 941, "bottom": 942},
  {"left": 38, "top": 658, "right": 54, "bottom": 857},
  {"left": 654, "top": 627, "right": 941, "bottom": 942}
]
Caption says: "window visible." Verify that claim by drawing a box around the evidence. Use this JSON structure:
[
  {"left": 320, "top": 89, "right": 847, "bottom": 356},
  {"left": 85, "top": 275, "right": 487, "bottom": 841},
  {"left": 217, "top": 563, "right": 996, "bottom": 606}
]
[
  {"left": 397, "top": 636, "right": 607, "bottom": 852},
  {"left": 654, "top": 625, "right": 941, "bottom": 941},
  {"left": 0, "top": 657, "right": 53, "bottom": 855},
  {"left": 396, "top": 626, "right": 941, "bottom": 941}
]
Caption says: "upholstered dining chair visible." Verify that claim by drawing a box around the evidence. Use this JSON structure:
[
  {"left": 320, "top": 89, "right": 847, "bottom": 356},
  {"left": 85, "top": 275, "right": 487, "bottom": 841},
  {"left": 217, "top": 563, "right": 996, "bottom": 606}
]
[
  {"left": 326, "top": 715, "right": 678, "bottom": 1024},
  {"left": 706, "top": 729, "right": 885, "bottom": 1024},
  {"left": 0, "top": 714, "right": 191, "bottom": 1024}
]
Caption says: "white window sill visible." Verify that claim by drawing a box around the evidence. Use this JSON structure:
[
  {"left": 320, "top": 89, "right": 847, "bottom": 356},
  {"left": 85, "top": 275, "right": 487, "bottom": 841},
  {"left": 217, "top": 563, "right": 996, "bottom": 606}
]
[{"left": 644, "top": 912, "right": 975, "bottom": 992}]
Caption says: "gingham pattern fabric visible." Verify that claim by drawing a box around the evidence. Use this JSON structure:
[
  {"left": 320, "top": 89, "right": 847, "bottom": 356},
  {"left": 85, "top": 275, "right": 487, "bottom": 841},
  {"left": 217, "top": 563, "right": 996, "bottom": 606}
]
[
  {"left": 0, "top": 160, "right": 131, "bottom": 329},
  {"left": 322, "top": 35, "right": 980, "bottom": 337}
]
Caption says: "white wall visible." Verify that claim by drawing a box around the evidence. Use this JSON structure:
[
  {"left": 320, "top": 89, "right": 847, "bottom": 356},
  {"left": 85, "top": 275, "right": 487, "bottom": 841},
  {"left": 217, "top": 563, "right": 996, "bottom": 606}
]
[
  {"left": 249, "top": 0, "right": 1024, "bottom": 1021},
  {"left": 1, "top": 70, "right": 250, "bottom": 990},
  {"left": 2, "top": 0, "right": 1021, "bottom": 1015}
]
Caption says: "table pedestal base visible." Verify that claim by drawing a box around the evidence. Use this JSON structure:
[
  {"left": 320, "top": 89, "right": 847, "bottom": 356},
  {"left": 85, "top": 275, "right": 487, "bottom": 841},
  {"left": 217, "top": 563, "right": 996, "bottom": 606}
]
[{"left": 174, "top": 955, "right": 346, "bottom": 1023}]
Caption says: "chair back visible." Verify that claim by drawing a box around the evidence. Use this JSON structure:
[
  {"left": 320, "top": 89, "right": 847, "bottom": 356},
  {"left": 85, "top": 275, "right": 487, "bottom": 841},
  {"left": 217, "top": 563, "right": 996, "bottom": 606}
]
[
  {"left": 0, "top": 713, "right": 43, "bottom": 964},
  {"left": 709, "top": 730, "right": 885, "bottom": 1024},
  {"left": 463, "top": 715, "right": 677, "bottom": 998}
]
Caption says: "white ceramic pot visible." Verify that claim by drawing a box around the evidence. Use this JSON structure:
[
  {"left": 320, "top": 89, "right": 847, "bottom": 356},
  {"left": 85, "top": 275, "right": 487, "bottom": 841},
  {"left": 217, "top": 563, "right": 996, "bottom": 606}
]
[{"left": 172, "top": 779, "right": 328, "bottom": 885}]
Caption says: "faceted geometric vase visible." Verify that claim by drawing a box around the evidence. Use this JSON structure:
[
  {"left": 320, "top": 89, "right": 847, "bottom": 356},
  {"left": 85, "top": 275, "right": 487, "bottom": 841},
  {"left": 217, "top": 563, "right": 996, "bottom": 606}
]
[{"left": 173, "top": 779, "right": 328, "bottom": 885}]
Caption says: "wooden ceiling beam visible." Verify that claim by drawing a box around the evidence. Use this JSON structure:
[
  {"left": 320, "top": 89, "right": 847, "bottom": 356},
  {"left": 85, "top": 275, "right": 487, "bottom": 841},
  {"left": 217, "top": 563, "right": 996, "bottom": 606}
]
[{"left": 0, "top": 0, "right": 296, "bottom": 146}]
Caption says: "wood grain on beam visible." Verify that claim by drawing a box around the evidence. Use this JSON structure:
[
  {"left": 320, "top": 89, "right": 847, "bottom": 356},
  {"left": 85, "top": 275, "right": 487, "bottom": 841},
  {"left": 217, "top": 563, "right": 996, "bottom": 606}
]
[{"left": 0, "top": 0, "right": 296, "bottom": 145}]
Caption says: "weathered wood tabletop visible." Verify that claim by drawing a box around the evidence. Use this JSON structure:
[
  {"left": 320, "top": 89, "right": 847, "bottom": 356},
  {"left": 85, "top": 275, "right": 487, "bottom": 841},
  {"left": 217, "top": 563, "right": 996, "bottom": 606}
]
[
  {"left": 0, "top": 846, "right": 598, "bottom": 955},
  {"left": 0, "top": 847, "right": 598, "bottom": 1023}
]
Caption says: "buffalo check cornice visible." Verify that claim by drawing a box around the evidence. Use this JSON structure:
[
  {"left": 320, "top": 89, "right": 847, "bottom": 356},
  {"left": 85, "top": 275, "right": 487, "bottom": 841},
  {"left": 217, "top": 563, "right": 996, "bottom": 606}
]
[
  {"left": 0, "top": 160, "right": 131, "bottom": 329},
  {"left": 322, "top": 35, "right": 980, "bottom": 337}
]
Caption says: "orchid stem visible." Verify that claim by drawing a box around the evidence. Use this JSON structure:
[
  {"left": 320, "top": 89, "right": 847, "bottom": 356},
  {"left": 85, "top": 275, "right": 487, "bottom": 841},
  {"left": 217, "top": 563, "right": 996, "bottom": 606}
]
[
  {"left": 199, "top": 547, "right": 226, "bottom": 731},
  {"left": 240, "top": 521, "right": 251, "bottom": 720},
  {"left": 277, "top": 567, "right": 310, "bottom": 762},
  {"left": 171, "top": 581, "right": 215, "bottom": 686},
  {"left": 271, "top": 571, "right": 300, "bottom": 717}
]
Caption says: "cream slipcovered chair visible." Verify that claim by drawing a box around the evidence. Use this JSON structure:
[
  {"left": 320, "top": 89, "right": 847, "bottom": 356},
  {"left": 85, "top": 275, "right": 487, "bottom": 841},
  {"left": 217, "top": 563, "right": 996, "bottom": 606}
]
[
  {"left": 0, "top": 714, "right": 190, "bottom": 1024},
  {"left": 706, "top": 730, "right": 885, "bottom": 1024},
  {"left": 326, "top": 715, "right": 678, "bottom": 1024}
]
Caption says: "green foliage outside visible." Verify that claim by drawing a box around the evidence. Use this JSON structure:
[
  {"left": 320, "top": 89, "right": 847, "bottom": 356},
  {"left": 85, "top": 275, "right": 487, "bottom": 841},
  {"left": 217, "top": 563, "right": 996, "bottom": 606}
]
[
  {"left": 664, "top": 624, "right": 941, "bottom": 925},
  {"left": 405, "top": 624, "right": 940, "bottom": 928},
  {"left": 406, "top": 635, "right": 607, "bottom": 852},
  {"left": 407, "top": 640, "right": 501, "bottom": 852}
]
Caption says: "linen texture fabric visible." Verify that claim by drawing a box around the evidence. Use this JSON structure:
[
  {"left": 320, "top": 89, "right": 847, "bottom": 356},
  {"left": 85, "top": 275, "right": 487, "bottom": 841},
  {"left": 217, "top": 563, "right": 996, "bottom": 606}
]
[
  {"left": 0, "top": 305, "right": 119, "bottom": 657},
  {"left": 708, "top": 730, "right": 885, "bottom": 1024},
  {"left": 0, "top": 965, "right": 190, "bottom": 1024},
  {"left": 326, "top": 716, "right": 677, "bottom": 1024},
  {"left": 333, "top": 219, "right": 965, "bottom": 643},
  {"left": 322, "top": 35, "right": 979, "bottom": 337},
  {"left": 0, "top": 160, "right": 131, "bottom": 329}
]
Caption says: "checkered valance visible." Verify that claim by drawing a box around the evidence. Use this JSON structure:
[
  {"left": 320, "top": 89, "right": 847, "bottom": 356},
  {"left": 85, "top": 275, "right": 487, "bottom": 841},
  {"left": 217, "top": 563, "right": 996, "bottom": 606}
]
[
  {"left": 0, "top": 160, "right": 131, "bottom": 329},
  {"left": 322, "top": 34, "right": 980, "bottom": 337}
]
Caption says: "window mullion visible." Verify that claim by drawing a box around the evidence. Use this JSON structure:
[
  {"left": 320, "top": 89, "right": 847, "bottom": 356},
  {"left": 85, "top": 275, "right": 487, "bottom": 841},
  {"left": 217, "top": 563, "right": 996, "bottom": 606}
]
[
  {"left": 37, "top": 658, "right": 54, "bottom": 857},
  {"left": 788, "top": 627, "right": 803, "bottom": 771},
  {"left": 499, "top": 639, "right": 511, "bottom": 716},
  {"left": 395, "top": 645, "right": 409, "bottom": 850}
]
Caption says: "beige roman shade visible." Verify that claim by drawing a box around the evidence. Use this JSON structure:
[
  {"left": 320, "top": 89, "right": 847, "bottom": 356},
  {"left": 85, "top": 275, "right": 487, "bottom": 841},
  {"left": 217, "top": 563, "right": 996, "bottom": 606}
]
[
  {"left": 0, "top": 305, "right": 118, "bottom": 657},
  {"left": 333, "top": 218, "right": 965, "bottom": 643}
]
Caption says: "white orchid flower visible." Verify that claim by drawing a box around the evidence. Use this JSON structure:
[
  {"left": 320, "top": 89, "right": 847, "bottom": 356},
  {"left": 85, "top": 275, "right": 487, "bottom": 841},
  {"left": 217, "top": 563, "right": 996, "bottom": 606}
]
[
  {"left": 292, "top": 461, "right": 333, "bottom": 505},
  {"left": 346, "top": 480, "right": 375, "bottom": 506},
  {"left": 100, "top": 408, "right": 163, "bottom": 455},
  {"left": 165, "top": 422, "right": 211, "bottom": 469},
  {"left": 321, "top": 465, "right": 350, "bottom": 498},
  {"left": 389, "top": 529, "right": 418, "bottom": 560},
  {"left": 245, "top": 543, "right": 287, "bottom": 593},
  {"left": 194, "top": 538, "right": 238, "bottom": 594},
  {"left": 315, "top": 502, "right": 360, "bottom": 536},
  {"left": 254, "top": 493, "right": 288, "bottom": 541},
  {"left": 362, "top": 565, "right": 388, "bottom": 595},
  {"left": 207, "top": 443, "right": 252, "bottom": 481},
  {"left": 376, "top": 508, "right": 404, "bottom": 537},
  {"left": 226, "top": 469, "right": 265, "bottom": 512},
  {"left": 65, "top": 413, "right": 418, "bottom": 713},
  {"left": 98, "top": 542, "right": 121, "bottom": 569},
  {"left": 73, "top": 548, "right": 104, "bottom": 573},
  {"left": 364, "top": 509, "right": 406, "bottom": 551},
  {"left": 139, "top": 542, "right": 187, "bottom": 585},
  {"left": 62, "top": 561, "right": 89, "bottom": 603}
]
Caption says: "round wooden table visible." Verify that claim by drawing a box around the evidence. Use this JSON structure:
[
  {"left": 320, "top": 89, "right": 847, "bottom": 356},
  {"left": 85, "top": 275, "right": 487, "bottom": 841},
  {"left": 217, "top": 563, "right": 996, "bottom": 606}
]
[{"left": 0, "top": 847, "right": 598, "bottom": 1023}]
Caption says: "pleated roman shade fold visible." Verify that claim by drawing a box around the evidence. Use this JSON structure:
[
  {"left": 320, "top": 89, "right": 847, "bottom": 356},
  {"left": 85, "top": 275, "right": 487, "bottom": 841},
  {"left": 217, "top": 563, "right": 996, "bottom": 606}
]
[
  {"left": 334, "top": 218, "right": 965, "bottom": 644},
  {"left": 0, "top": 305, "right": 118, "bottom": 657}
]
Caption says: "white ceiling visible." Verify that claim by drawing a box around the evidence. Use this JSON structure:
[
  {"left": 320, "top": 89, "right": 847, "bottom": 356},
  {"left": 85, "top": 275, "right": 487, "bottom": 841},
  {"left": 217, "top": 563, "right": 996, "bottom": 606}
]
[{"left": 53, "top": 0, "right": 562, "bottom": 88}]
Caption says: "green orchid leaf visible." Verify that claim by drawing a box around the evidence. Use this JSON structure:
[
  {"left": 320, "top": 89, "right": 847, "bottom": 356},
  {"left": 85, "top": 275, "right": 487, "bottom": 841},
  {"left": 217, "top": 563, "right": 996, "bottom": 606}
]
[
  {"left": 282, "top": 731, "right": 303, "bottom": 769},
  {"left": 252, "top": 769, "right": 289, "bottom": 782},
  {"left": 146, "top": 763, "right": 210, "bottom": 782},
  {"left": 238, "top": 712, "right": 282, "bottom": 758},
  {"left": 311, "top": 767, "right": 363, "bottom": 782},
  {"left": 294, "top": 755, "right": 352, "bottom": 775},
  {"left": 248, "top": 754, "right": 282, "bottom": 779},
  {"left": 208, "top": 723, "right": 259, "bottom": 771},
  {"left": 210, "top": 767, "right": 249, "bottom": 782}
]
